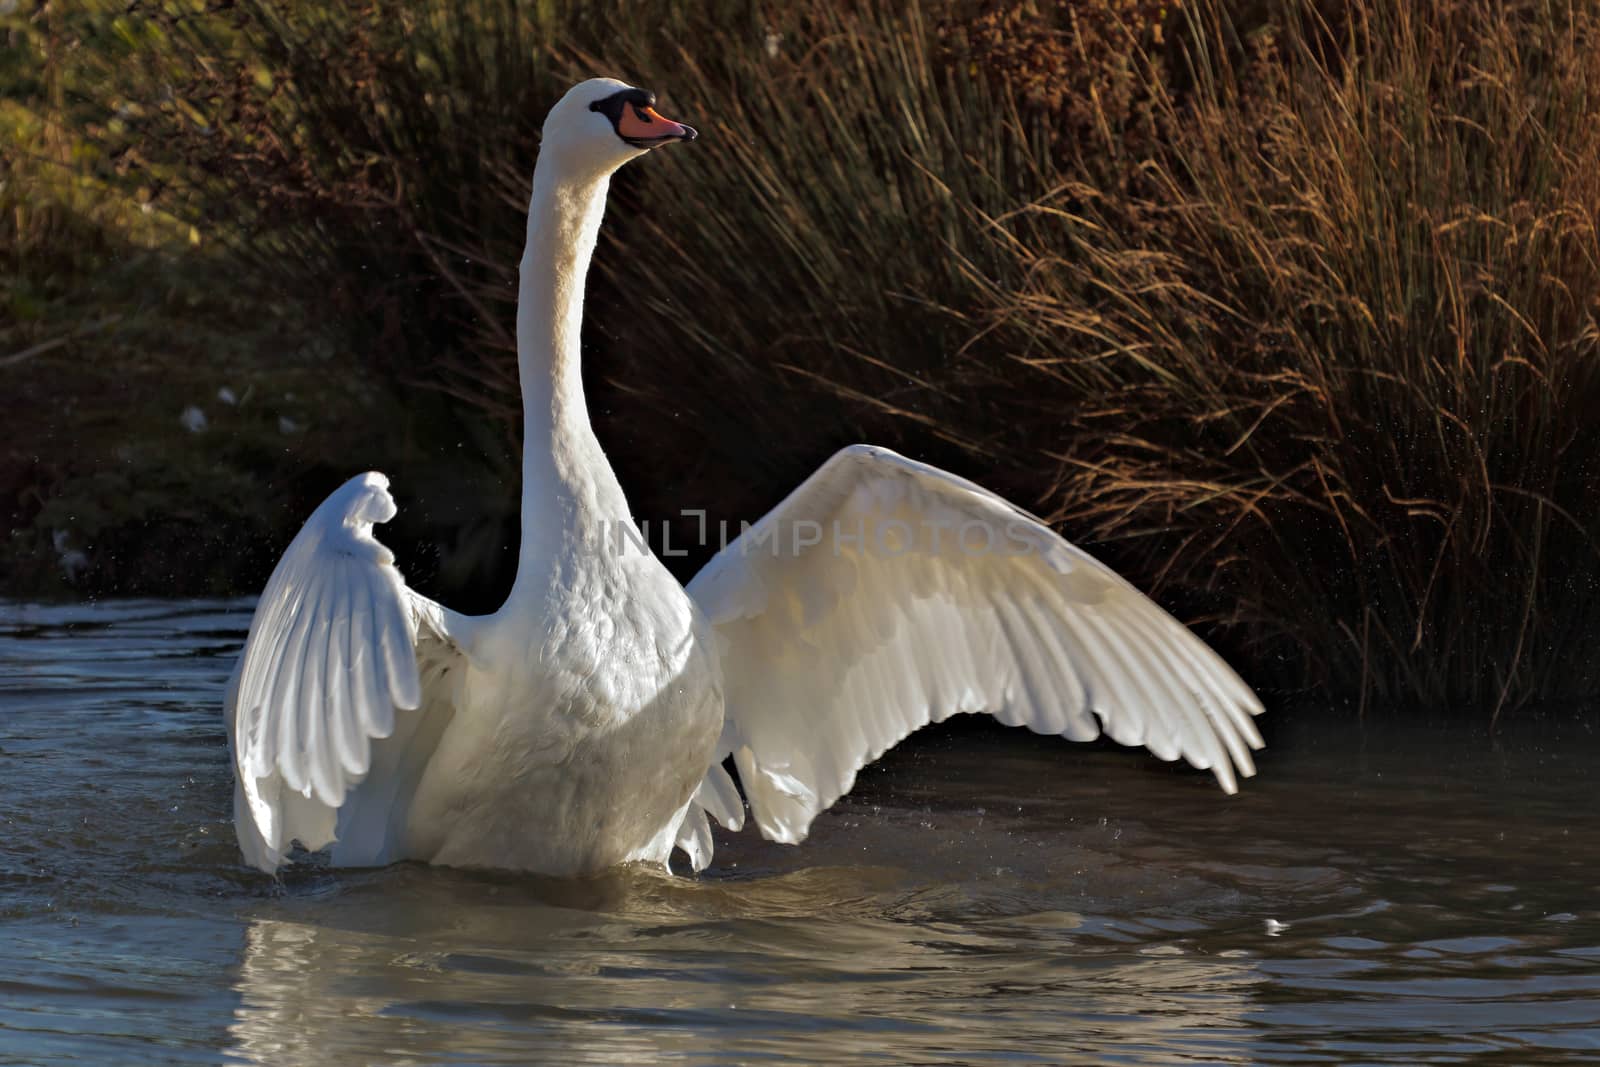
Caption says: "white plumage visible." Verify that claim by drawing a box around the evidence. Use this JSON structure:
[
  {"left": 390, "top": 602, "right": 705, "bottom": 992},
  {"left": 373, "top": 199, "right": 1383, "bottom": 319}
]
[
  {"left": 689, "top": 445, "right": 1263, "bottom": 846},
  {"left": 225, "top": 78, "right": 1266, "bottom": 878}
]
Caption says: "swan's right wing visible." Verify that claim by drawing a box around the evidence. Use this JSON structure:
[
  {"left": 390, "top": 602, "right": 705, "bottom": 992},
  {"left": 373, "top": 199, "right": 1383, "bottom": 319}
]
[
  {"left": 687, "top": 445, "right": 1265, "bottom": 846},
  {"left": 226, "top": 472, "right": 466, "bottom": 873}
]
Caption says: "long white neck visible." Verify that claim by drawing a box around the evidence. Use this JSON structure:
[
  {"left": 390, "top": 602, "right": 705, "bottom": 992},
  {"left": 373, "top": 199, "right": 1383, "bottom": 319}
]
[{"left": 507, "top": 158, "right": 631, "bottom": 604}]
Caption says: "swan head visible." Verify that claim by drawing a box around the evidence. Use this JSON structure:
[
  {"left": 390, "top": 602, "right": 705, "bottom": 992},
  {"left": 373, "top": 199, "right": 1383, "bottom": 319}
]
[{"left": 541, "top": 77, "right": 697, "bottom": 179}]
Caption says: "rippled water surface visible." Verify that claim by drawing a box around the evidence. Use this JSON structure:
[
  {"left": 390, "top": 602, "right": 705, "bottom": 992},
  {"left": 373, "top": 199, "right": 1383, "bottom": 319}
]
[{"left": 2, "top": 599, "right": 1598, "bottom": 1064}]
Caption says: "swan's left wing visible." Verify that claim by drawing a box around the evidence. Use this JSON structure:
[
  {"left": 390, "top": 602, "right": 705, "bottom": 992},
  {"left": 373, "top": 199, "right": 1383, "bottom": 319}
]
[
  {"left": 686, "top": 445, "right": 1265, "bottom": 845},
  {"left": 226, "top": 472, "right": 466, "bottom": 873}
]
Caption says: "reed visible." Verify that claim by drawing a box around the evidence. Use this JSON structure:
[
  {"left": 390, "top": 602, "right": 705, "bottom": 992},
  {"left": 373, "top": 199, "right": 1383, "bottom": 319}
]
[
  {"left": 569, "top": 0, "right": 1600, "bottom": 709},
  {"left": 36, "top": 0, "right": 1600, "bottom": 709}
]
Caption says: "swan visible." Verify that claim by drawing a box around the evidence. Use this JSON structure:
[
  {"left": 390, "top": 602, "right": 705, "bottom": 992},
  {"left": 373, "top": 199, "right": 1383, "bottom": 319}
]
[{"left": 225, "top": 78, "right": 1266, "bottom": 877}]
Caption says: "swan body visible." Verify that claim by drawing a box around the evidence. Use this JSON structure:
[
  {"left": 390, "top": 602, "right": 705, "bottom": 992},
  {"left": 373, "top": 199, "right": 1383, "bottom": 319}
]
[{"left": 226, "top": 78, "right": 1266, "bottom": 877}]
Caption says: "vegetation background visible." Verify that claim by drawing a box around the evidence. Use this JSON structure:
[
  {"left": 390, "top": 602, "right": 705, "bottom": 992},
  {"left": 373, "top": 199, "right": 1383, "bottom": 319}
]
[{"left": 5, "top": 0, "right": 1598, "bottom": 714}]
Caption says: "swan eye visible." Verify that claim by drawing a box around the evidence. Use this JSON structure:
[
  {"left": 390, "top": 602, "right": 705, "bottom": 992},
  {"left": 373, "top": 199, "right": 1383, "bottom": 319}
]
[{"left": 589, "top": 88, "right": 655, "bottom": 123}]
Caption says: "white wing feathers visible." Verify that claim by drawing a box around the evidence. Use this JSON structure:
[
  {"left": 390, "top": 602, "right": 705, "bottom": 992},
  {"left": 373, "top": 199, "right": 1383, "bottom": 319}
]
[
  {"left": 687, "top": 445, "right": 1265, "bottom": 846},
  {"left": 692, "top": 758, "right": 746, "bottom": 831},
  {"left": 227, "top": 471, "right": 460, "bottom": 872},
  {"left": 671, "top": 733, "right": 746, "bottom": 873}
]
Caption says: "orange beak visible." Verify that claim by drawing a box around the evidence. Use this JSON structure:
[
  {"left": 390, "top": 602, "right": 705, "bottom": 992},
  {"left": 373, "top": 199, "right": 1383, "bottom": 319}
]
[{"left": 617, "top": 102, "right": 698, "bottom": 148}]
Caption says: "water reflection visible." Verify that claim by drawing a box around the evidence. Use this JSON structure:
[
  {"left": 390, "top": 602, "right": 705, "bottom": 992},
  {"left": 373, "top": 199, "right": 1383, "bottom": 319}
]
[
  {"left": 5, "top": 599, "right": 1600, "bottom": 1064},
  {"left": 226, "top": 864, "right": 1262, "bottom": 1066}
]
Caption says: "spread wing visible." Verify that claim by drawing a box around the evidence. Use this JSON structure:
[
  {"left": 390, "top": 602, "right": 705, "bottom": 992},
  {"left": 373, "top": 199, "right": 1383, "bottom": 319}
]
[
  {"left": 686, "top": 445, "right": 1265, "bottom": 845},
  {"left": 225, "top": 472, "right": 467, "bottom": 873}
]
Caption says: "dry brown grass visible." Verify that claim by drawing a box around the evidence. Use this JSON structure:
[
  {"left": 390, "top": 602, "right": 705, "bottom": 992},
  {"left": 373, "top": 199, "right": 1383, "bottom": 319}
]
[
  {"left": 593, "top": 0, "right": 1600, "bottom": 709},
  {"left": 52, "top": 0, "right": 1600, "bottom": 709}
]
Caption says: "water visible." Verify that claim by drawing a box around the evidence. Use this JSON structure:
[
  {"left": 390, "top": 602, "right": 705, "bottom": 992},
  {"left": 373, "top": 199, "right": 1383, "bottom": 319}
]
[{"left": 2, "top": 600, "right": 1598, "bottom": 1065}]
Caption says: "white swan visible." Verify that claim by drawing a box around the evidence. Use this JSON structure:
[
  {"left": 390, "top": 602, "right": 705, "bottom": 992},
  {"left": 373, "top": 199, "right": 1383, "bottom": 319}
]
[{"left": 225, "top": 78, "right": 1265, "bottom": 877}]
